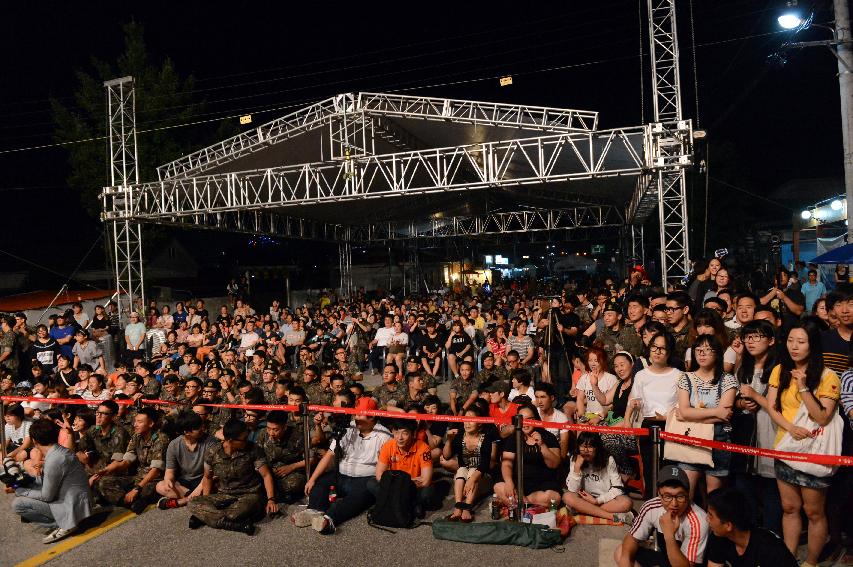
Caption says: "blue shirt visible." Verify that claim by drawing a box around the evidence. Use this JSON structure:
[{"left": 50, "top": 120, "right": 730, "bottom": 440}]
[
  {"left": 49, "top": 325, "right": 76, "bottom": 360},
  {"left": 801, "top": 281, "right": 826, "bottom": 312}
]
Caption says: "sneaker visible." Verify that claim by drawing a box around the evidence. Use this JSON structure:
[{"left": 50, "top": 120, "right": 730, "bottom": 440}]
[
  {"left": 158, "top": 497, "right": 179, "bottom": 510},
  {"left": 311, "top": 514, "right": 335, "bottom": 535},
  {"left": 612, "top": 510, "right": 636, "bottom": 525},
  {"left": 291, "top": 508, "right": 323, "bottom": 528},
  {"left": 188, "top": 515, "right": 205, "bottom": 530},
  {"left": 42, "top": 528, "right": 73, "bottom": 544}
]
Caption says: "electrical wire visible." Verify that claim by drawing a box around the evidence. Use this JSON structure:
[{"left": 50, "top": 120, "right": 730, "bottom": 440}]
[{"left": 688, "top": 0, "right": 701, "bottom": 127}]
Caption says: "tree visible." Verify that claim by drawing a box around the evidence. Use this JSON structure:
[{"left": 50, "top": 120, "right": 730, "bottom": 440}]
[{"left": 51, "top": 21, "right": 223, "bottom": 218}]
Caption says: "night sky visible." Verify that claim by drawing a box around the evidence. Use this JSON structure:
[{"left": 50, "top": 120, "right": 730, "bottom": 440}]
[{"left": 0, "top": 1, "right": 844, "bottom": 288}]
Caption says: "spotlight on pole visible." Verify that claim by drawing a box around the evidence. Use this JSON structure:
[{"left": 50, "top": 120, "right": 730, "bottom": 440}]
[
  {"left": 831, "top": 199, "right": 843, "bottom": 211},
  {"left": 801, "top": 210, "right": 812, "bottom": 220},
  {"left": 778, "top": 12, "right": 803, "bottom": 29}
]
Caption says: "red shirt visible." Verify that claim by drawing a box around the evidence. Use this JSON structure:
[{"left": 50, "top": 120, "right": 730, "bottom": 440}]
[{"left": 489, "top": 402, "right": 519, "bottom": 422}]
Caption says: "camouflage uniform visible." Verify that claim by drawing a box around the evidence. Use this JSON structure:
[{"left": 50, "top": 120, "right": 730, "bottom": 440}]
[
  {"left": 304, "top": 381, "right": 333, "bottom": 406},
  {"left": 207, "top": 402, "right": 233, "bottom": 435},
  {"left": 256, "top": 426, "right": 306, "bottom": 501},
  {"left": 261, "top": 383, "right": 278, "bottom": 405},
  {"left": 669, "top": 324, "right": 690, "bottom": 362},
  {"left": 247, "top": 366, "right": 264, "bottom": 386},
  {"left": 187, "top": 442, "right": 267, "bottom": 527},
  {"left": 335, "top": 360, "right": 363, "bottom": 384},
  {"left": 141, "top": 378, "right": 161, "bottom": 398},
  {"left": 599, "top": 325, "right": 643, "bottom": 365},
  {"left": 78, "top": 424, "right": 130, "bottom": 475},
  {"left": 372, "top": 383, "right": 407, "bottom": 409},
  {"left": 477, "top": 366, "right": 506, "bottom": 386},
  {"left": 574, "top": 304, "right": 593, "bottom": 330},
  {"left": 97, "top": 430, "right": 168, "bottom": 506},
  {"left": 449, "top": 375, "right": 481, "bottom": 412},
  {"left": 0, "top": 328, "right": 18, "bottom": 375}
]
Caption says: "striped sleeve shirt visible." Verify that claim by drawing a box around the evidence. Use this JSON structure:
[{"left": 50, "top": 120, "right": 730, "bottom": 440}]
[
  {"left": 630, "top": 497, "right": 709, "bottom": 564},
  {"left": 841, "top": 369, "right": 853, "bottom": 426},
  {"left": 820, "top": 329, "right": 849, "bottom": 376}
]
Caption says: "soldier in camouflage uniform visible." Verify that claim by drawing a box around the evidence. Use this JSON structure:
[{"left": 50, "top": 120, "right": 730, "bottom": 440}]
[
  {"left": 665, "top": 291, "right": 693, "bottom": 362},
  {"left": 332, "top": 346, "right": 363, "bottom": 384},
  {"left": 573, "top": 290, "right": 594, "bottom": 330},
  {"left": 450, "top": 360, "right": 480, "bottom": 415},
  {"left": 260, "top": 361, "right": 280, "bottom": 404},
  {"left": 256, "top": 410, "right": 307, "bottom": 503},
  {"left": 349, "top": 317, "right": 371, "bottom": 371},
  {"left": 0, "top": 316, "right": 18, "bottom": 377},
  {"left": 476, "top": 351, "right": 506, "bottom": 386},
  {"left": 77, "top": 400, "right": 130, "bottom": 478},
  {"left": 597, "top": 300, "right": 631, "bottom": 365},
  {"left": 405, "top": 356, "right": 436, "bottom": 394},
  {"left": 303, "top": 365, "right": 333, "bottom": 406},
  {"left": 201, "top": 379, "right": 233, "bottom": 435},
  {"left": 112, "top": 394, "right": 136, "bottom": 435},
  {"left": 371, "top": 363, "right": 407, "bottom": 409},
  {"left": 187, "top": 419, "right": 277, "bottom": 534},
  {"left": 136, "top": 361, "right": 161, "bottom": 398},
  {"left": 95, "top": 408, "right": 168, "bottom": 513}
]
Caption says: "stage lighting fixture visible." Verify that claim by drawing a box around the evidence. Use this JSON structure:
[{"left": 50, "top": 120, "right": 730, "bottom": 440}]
[{"left": 801, "top": 210, "right": 812, "bottom": 220}]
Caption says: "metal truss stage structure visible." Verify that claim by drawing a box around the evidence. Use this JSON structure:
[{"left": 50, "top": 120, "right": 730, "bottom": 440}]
[{"left": 101, "top": 0, "right": 692, "bottom": 317}]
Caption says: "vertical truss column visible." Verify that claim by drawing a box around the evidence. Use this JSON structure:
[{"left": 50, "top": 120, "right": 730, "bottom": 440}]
[
  {"left": 630, "top": 224, "right": 645, "bottom": 266},
  {"left": 338, "top": 242, "right": 353, "bottom": 300},
  {"left": 329, "top": 93, "right": 374, "bottom": 159},
  {"left": 104, "top": 76, "right": 144, "bottom": 323},
  {"left": 648, "top": 0, "right": 691, "bottom": 286}
]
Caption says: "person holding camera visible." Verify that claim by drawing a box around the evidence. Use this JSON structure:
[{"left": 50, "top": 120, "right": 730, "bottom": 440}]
[
  {"left": 11, "top": 418, "right": 94, "bottom": 544},
  {"left": 297, "top": 393, "right": 391, "bottom": 534}
]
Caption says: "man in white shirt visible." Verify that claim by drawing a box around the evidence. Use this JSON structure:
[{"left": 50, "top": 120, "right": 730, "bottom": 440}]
[
  {"left": 296, "top": 394, "right": 390, "bottom": 533},
  {"left": 239, "top": 319, "right": 260, "bottom": 353},
  {"left": 616, "top": 466, "right": 709, "bottom": 567},
  {"left": 368, "top": 316, "right": 395, "bottom": 371}
]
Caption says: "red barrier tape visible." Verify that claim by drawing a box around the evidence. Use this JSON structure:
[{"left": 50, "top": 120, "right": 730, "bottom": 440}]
[
  {"left": 3, "top": 395, "right": 852, "bottom": 466},
  {"left": 659, "top": 431, "right": 853, "bottom": 467}
]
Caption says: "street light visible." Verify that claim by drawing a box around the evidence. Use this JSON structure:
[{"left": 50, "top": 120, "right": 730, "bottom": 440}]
[
  {"left": 801, "top": 210, "right": 813, "bottom": 220},
  {"left": 778, "top": 12, "right": 803, "bottom": 29}
]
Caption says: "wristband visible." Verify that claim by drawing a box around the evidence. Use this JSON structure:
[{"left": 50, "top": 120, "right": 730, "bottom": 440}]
[
  {"left": 267, "top": 496, "right": 276, "bottom": 501},
  {"left": 798, "top": 387, "right": 810, "bottom": 394}
]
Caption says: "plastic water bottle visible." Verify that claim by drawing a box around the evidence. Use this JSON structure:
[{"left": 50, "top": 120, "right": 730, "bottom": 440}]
[
  {"left": 328, "top": 485, "right": 337, "bottom": 504},
  {"left": 507, "top": 495, "right": 518, "bottom": 521},
  {"left": 489, "top": 494, "right": 501, "bottom": 520},
  {"left": 549, "top": 498, "right": 558, "bottom": 512}
]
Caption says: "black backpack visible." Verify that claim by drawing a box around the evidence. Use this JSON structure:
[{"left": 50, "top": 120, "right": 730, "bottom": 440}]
[{"left": 367, "top": 470, "right": 418, "bottom": 531}]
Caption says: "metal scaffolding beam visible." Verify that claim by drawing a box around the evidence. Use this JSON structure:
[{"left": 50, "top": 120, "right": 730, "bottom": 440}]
[
  {"left": 157, "top": 92, "right": 600, "bottom": 181},
  {"left": 103, "top": 76, "right": 144, "bottom": 323},
  {"left": 646, "top": 0, "right": 691, "bottom": 286},
  {"left": 118, "top": 127, "right": 648, "bottom": 219}
]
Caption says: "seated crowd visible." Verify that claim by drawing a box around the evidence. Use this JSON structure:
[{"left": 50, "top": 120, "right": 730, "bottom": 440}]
[{"left": 1, "top": 262, "right": 851, "bottom": 567}]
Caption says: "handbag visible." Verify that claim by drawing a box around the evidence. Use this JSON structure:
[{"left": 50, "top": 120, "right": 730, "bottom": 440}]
[
  {"left": 663, "top": 373, "right": 715, "bottom": 467},
  {"left": 775, "top": 403, "right": 844, "bottom": 478}
]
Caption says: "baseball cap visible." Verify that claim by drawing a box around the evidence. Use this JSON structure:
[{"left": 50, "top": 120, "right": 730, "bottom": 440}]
[
  {"left": 203, "top": 379, "right": 221, "bottom": 391},
  {"left": 405, "top": 356, "right": 419, "bottom": 365},
  {"left": 657, "top": 465, "right": 690, "bottom": 491},
  {"left": 603, "top": 299, "right": 621, "bottom": 313},
  {"left": 355, "top": 397, "right": 378, "bottom": 412}
]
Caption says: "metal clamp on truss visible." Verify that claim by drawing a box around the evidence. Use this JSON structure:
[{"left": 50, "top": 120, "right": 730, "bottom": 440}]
[{"left": 648, "top": 120, "right": 693, "bottom": 169}]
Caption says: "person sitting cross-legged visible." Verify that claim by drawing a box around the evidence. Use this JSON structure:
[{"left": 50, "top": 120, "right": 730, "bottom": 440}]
[
  {"left": 563, "top": 432, "right": 634, "bottom": 524},
  {"left": 154, "top": 411, "right": 217, "bottom": 510}
]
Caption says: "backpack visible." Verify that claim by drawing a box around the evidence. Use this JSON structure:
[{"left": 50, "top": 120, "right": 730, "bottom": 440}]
[{"left": 367, "top": 470, "right": 418, "bottom": 531}]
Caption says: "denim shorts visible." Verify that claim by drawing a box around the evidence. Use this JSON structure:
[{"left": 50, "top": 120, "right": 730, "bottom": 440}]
[
  {"left": 677, "top": 423, "right": 731, "bottom": 477},
  {"left": 774, "top": 459, "right": 832, "bottom": 490}
]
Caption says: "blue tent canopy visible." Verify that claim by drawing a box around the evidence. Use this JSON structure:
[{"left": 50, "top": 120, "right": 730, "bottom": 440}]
[{"left": 810, "top": 242, "right": 853, "bottom": 264}]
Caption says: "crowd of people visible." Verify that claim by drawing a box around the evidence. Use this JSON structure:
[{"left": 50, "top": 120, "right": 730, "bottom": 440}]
[{"left": 1, "top": 259, "right": 852, "bottom": 566}]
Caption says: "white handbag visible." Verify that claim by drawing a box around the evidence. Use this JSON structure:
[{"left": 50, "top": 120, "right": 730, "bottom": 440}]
[{"left": 775, "top": 403, "right": 844, "bottom": 478}]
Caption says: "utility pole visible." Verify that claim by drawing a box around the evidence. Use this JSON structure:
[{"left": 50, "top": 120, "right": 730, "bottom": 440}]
[{"left": 835, "top": 0, "right": 853, "bottom": 242}]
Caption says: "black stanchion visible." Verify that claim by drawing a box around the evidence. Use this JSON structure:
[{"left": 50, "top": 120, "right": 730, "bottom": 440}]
[
  {"left": 650, "top": 425, "right": 661, "bottom": 551},
  {"left": 0, "top": 401, "right": 6, "bottom": 460},
  {"left": 301, "top": 402, "right": 312, "bottom": 480},
  {"left": 513, "top": 413, "right": 524, "bottom": 522}
]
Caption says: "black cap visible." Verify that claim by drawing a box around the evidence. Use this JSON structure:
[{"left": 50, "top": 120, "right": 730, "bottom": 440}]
[
  {"left": 603, "top": 299, "right": 621, "bottom": 313},
  {"left": 657, "top": 465, "right": 690, "bottom": 491},
  {"left": 127, "top": 374, "right": 144, "bottom": 387},
  {"left": 485, "top": 380, "right": 511, "bottom": 395},
  {"left": 405, "top": 356, "right": 419, "bottom": 365},
  {"left": 203, "top": 379, "right": 221, "bottom": 391}
]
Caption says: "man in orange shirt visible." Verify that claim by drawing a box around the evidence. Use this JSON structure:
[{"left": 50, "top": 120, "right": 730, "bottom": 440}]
[
  {"left": 374, "top": 420, "right": 435, "bottom": 516},
  {"left": 487, "top": 380, "right": 519, "bottom": 438}
]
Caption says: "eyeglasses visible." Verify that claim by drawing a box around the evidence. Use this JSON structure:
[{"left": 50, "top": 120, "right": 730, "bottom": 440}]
[
  {"left": 95, "top": 411, "right": 113, "bottom": 417},
  {"left": 694, "top": 348, "right": 714, "bottom": 356},
  {"left": 664, "top": 306, "right": 681, "bottom": 312},
  {"left": 743, "top": 334, "right": 769, "bottom": 343},
  {"left": 660, "top": 494, "right": 688, "bottom": 503},
  {"left": 202, "top": 389, "right": 218, "bottom": 394},
  {"left": 649, "top": 345, "right": 668, "bottom": 353}
]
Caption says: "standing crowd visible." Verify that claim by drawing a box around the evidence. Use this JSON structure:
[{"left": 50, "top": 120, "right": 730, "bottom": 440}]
[{"left": 1, "top": 259, "right": 851, "bottom": 566}]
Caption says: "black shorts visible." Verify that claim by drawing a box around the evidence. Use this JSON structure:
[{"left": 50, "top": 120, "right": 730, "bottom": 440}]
[
  {"left": 635, "top": 546, "right": 671, "bottom": 567},
  {"left": 179, "top": 477, "right": 202, "bottom": 493}
]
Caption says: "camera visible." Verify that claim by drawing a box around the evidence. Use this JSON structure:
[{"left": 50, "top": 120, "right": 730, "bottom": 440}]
[{"left": 0, "top": 457, "right": 34, "bottom": 489}]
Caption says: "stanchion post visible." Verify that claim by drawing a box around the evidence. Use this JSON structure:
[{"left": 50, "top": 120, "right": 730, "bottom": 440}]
[
  {"left": 0, "top": 401, "right": 6, "bottom": 460},
  {"left": 650, "top": 425, "right": 661, "bottom": 552},
  {"left": 301, "top": 402, "right": 312, "bottom": 480},
  {"left": 513, "top": 413, "right": 524, "bottom": 522}
]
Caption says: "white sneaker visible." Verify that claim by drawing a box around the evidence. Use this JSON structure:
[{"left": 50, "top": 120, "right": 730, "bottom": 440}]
[
  {"left": 291, "top": 509, "right": 323, "bottom": 528},
  {"left": 612, "top": 510, "right": 636, "bottom": 525},
  {"left": 42, "top": 527, "right": 74, "bottom": 544}
]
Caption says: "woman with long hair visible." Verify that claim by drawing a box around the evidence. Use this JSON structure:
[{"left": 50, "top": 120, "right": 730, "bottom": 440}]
[
  {"left": 563, "top": 432, "right": 634, "bottom": 523},
  {"left": 441, "top": 405, "right": 498, "bottom": 522},
  {"left": 684, "top": 308, "right": 736, "bottom": 373},
  {"left": 750, "top": 321, "right": 840, "bottom": 565},
  {"left": 600, "top": 352, "right": 640, "bottom": 483},
  {"left": 576, "top": 347, "right": 618, "bottom": 425}
]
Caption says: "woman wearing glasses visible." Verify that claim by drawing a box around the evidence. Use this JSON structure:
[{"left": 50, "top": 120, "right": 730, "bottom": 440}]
[
  {"left": 731, "top": 319, "right": 781, "bottom": 533},
  {"left": 628, "top": 332, "right": 681, "bottom": 496},
  {"left": 675, "top": 334, "right": 739, "bottom": 500},
  {"left": 743, "top": 321, "right": 840, "bottom": 566}
]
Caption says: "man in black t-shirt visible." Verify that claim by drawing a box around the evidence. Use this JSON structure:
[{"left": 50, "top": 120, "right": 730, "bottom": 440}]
[
  {"left": 822, "top": 289, "right": 853, "bottom": 374},
  {"left": 760, "top": 269, "right": 805, "bottom": 334},
  {"left": 706, "top": 489, "right": 797, "bottom": 567},
  {"left": 538, "top": 299, "right": 579, "bottom": 401}
]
